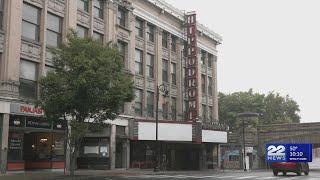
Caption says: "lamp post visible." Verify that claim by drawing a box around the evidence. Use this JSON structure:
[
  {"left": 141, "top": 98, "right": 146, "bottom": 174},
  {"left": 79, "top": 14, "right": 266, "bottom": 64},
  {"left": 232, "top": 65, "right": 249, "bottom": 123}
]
[
  {"left": 154, "top": 84, "right": 168, "bottom": 172},
  {"left": 238, "top": 112, "right": 259, "bottom": 171}
]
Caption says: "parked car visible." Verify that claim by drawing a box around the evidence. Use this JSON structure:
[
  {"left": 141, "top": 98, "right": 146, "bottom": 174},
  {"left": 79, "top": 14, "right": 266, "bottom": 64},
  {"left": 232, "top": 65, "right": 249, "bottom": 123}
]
[{"left": 271, "top": 162, "right": 309, "bottom": 176}]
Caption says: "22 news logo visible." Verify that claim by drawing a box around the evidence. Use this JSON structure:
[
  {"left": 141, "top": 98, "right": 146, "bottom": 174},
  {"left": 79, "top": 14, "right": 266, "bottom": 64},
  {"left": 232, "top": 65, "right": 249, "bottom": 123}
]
[{"left": 267, "top": 145, "right": 286, "bottom": 161}]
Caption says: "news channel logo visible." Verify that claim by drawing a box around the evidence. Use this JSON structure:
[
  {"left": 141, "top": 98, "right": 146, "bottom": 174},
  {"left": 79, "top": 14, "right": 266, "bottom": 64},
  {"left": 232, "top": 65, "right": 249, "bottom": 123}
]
[{"left": 266, "top": 144, "right": 312, "bottom": 163}]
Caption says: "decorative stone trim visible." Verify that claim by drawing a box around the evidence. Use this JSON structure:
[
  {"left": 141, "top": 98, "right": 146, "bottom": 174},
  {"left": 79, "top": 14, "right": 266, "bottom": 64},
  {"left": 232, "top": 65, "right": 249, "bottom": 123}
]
[
  {"left": 20, "top": 40, "right": 41, "bottom": 62},
  {"left": 48, "top": 0, "right": 65, "bottom": 17},
  {"left": 77, "top": 9, "right": 90, "bottom": 27}
]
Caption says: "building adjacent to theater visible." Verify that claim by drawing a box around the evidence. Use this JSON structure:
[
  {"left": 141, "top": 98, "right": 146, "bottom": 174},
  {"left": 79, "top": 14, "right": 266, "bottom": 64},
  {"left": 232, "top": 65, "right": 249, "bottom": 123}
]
[{"left": 0, "top": 0, "right": 226, "bottom": 173}]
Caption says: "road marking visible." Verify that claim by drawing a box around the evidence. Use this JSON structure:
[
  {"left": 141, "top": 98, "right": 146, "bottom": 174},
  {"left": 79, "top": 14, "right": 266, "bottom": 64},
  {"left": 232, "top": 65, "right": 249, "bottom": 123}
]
[
  {"left": 215, "top": 175, "right": 237, "bottom": 178},
  {"left": 233, "top": 176, "right": 258, "bottom": 179},
  {"left": 255, "top": 177, "right": 277, "bottom": 179}
]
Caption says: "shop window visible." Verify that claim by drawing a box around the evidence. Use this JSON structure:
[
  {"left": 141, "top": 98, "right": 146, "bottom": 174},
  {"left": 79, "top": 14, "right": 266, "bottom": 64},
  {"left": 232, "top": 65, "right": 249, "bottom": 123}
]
[
  {"left": 7, "top": 132, "right": 23, "bottom": 162},
  {"left": 22, "top": 2, "right": 41, "bottom": 41},
  {"left": 116, "top": 126, "right": 126, "bottom": 136},
  {"left": 229, "top": 155, "right": 239, "bottom": 161},
  {"left": 81, "top": 137, "right": 109, "bottom": 157},
  {"left": 93, "top": 0, "right": 103, "bottom": 19},
  {"left": 19, "top": 60, "right": 38, "bottom": 99},
  {"left": 47, "top": 13, "right": 63, "bottom": 47}
]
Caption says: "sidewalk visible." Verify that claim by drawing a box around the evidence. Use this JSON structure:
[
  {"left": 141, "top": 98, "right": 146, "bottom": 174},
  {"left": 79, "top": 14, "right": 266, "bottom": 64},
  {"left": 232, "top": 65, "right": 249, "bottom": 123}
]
[{"left": 0, "top": 168, "right": 269, "bottom": 180}]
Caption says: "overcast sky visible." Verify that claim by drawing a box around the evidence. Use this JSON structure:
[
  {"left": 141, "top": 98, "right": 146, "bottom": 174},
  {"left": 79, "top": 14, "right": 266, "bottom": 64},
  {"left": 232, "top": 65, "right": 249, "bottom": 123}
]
[{"left": 166, "top": 0, "right": 320, "bottom": 123}]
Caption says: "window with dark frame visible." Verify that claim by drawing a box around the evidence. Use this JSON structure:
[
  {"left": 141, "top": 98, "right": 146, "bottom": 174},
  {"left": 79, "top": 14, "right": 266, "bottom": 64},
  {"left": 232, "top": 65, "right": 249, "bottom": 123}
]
[
  {"left": 162, "top": 31, "right": 168, "bottom": 48},
  {"left": 19, "top": 60, "right": 38, "bottom": 99},
  {"left": 171, "top": 35, "right": 176, "bottom": 52},
  {"left": 135, "top": 18, "right": 143, "bottom": 38},
  {"left": 22, "top": 3, "right": 41, "bottom": 41},
  {"left": 93, "top": 31, "right": 103, "bottom": 42},
  {"left": 202, "top": 104, "right": 206, "bottom": 121},
  {"left": 93, "top": 0, "right": 103, "bottom": 19},
  {"left": 77, "top": 25, "right": 88, "bottom": 38},
  {"left": 162, "top": 101, "right": 168, "bottom": 119},
  {"left": 117, "top": 7, "right": 126, "bottom": 27},
  {"left": 201, "top": 50, "right": 206, "bottom": 65},
  {"left": 209, "top": 106, "right": 213, "bottom": 121},
  {"left": 162, "top": 59, "right": 168, "bottom": 83},
  {"left": 135, "top": 89, "right": 143, "bottom": 116},
  {"left": 117, "top": 40, "right": 126, "bottom": 66},
  {"left": 208, "top": 54, "right": 213, "bottom": 68},
  {"left": 147, "top": 92, "right": 154, "bottom": 117},
  {"left": 147, "top": 53, "right": 154, "bottom": 78},
  {"left": 201, "top": 74, "right": 206, "bottom": 94},
  {"left": 147, "top": 24, "right": 154, "bottom": 42},
  {"left": 135, "top": 49, "right": 143, "bottom": 75},
  {"left": 46, "top": 13, "right": 62, "bottom": 47},
  {"left": 208, "top": 77, "right": 212, "bottom": 96},
  {"left": 77, "top": 0, "right": 88, "bottom": 12},
  {"left": 171, "top": 63, "right": 176, "bottom": 85},
  {"left": 0, "top": 0, "right": 4, "bottom": 30},
  {"left": 171, "top": 97, "right": 177, "bottom": 120}
]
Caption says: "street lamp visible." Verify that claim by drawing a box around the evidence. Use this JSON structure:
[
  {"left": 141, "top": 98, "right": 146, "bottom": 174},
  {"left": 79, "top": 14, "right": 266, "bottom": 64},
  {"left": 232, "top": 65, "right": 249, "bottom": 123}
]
[
  {"left": 154, "top": 84, "right": 168, "bottom": 172},
  {"left": 238, "top": 112, "right": 259, "bottom": 171}
]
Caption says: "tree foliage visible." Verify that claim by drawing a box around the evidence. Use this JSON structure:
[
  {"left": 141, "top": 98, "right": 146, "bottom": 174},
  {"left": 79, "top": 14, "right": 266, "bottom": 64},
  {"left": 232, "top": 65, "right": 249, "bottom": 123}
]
[
  {"left": 218, "top": 89, "right": 300, "bottom": 132},
  {"left": 37, "top": 31, "right": 135, "bottom": 175}
]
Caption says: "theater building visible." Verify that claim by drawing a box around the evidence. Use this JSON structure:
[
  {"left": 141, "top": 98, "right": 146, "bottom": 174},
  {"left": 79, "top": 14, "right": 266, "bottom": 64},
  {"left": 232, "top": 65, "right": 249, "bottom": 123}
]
[{"left": 0, "top": 0, "right": 226, "bottom": 173}]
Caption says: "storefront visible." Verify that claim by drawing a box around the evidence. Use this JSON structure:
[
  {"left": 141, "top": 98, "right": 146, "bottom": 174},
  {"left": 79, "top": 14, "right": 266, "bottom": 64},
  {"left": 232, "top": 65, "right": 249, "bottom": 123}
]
[{"left": 7, "top": 103, "right": 66, "bottom": 171}]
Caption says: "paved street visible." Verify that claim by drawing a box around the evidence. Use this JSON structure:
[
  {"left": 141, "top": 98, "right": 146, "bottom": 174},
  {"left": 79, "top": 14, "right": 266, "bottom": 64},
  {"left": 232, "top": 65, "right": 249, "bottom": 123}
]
[{"left": 104, "top": 170, "right": 320, "bottom": 180}]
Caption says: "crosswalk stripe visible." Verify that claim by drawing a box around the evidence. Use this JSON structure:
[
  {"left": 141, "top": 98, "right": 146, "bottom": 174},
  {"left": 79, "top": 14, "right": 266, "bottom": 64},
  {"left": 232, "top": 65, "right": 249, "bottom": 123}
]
[{"left": 233, "top": 176, "right": 258, "bottom": 179}]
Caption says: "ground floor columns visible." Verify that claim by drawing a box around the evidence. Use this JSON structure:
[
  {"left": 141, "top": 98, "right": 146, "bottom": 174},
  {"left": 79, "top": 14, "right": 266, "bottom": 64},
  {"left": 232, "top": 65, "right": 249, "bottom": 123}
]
[
  {"left": 0, "top": 114, "right": 9, "bottom": 173},
  {"left": 110, "top": 124, "right": 116, "bottom": 169}
]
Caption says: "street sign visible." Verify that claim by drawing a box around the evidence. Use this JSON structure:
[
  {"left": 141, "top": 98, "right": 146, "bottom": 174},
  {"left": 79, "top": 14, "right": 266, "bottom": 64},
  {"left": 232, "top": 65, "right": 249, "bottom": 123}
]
[{"left": 266, "top": 144, "right": 312, "bottom": 162}]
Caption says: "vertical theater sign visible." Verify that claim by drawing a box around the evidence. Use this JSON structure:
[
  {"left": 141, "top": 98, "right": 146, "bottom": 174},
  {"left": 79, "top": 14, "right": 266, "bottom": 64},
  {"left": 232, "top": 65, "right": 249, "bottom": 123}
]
[{"left": 186, "top": 12, "right": 201, "bottom": 142}]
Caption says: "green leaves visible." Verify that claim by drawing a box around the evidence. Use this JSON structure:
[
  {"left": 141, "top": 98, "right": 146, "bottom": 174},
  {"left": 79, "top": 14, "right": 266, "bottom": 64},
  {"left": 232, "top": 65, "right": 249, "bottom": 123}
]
[{"left": 219, "top": 89, "right": 300, "bottom": 131}]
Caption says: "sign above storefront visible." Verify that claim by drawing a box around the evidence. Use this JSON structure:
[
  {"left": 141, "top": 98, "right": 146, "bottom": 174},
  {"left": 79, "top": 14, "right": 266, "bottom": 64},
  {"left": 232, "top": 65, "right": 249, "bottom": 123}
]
[{"left": 10, "top": 103, "right": 44, "bottom": 116}]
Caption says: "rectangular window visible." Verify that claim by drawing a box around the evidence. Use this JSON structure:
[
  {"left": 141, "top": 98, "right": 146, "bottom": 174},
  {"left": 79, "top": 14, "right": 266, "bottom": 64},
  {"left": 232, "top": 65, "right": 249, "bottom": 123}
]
[
  {"left": 93, "top": 31, "right": 103, "bottom": 42},
  {"left": 208, "top": 77, "right": 212, "bottom": 96},
  {"left": 162, "top": 59, "right": 168, "bottom": 83},
  {"left": 77, "top": 0, "right": 88, "bottom": 12},
  {"left": 209, "top": 106, "right": 213, "bottom": 121},
  {"left": 183, "top": 67, "right": 187, "bottom": 88},
  {"left": 201, "top": 50, "right": 206, "bottom": 65},
  {"left": 147, "top": 92, "right": 154, "bottom": 117},
  {"left": 22, "top": 3, "right": 40, "bottom": 41},
  {"left": 162, "top": 31, "right": 168, "bottom": 48},
  {"left": 147, "top": 53, "right": 154, "bottom": 78},
  {"left": 171, "top": 36, "right": 176, "bottom": 52},
  {"left": 135, "top": 18, "right": 143, "bottom": 38},
  {"left": 117, "top": 40, "right": 127, "bottom": 66},
  {"left": 183, "top": 100, "right": 188, "bottom": 120},
  {"left": 0, "top": 0, "right": 4, "bottom": 30},
  {"left": 147, "top": 24, "right": 154, "bottom": 42},
  {"left": 171, "top": 97, "right": 177, "bottom": 120},
  {"left": 77, "top": 25, "right": 88, "bottom": 38},
  {"left": 201, "top": 75, "right": 206, "bottom": 94},
  {"left": 171, "top": 63, "right": 176, "bottom": 85},
  {"left": 202, "top": 104, "right": 206, "bottom": 121},
  {"left": 135, "top": 49, "right": 143, "bottom": 75},
  {"left": 135, "top": 89, "right": 143, "bottom": 116},
  {"left": 19, "top": 60, "right": 37, "bottom": 99},
  {"left": 208, "top": 54, "right": 213, "bottom": 68},
  {"left": 93, "top": 0, "right": 103, "bottom": 19},
  {"left": 117, "top": 7, "right": 126, "bottom": 27},
  {"left": 162, "top": 102, "right": 168, "bottom": 119},
  {"left": 47, "top": 13, "right": 62, "bottom": 47}
]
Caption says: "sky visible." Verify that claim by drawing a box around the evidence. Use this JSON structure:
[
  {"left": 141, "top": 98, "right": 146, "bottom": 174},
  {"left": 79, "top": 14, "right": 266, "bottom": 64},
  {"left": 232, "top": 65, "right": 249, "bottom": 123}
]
[{"left": 165, "top": 0, "right": 320, "bottom": 123}]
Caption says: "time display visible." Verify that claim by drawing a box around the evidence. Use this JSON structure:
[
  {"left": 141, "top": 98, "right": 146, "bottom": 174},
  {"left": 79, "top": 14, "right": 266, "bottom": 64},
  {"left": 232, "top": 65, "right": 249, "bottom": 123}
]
[{"left": 290, "top": 152, "right": 303, "bottom": 156}]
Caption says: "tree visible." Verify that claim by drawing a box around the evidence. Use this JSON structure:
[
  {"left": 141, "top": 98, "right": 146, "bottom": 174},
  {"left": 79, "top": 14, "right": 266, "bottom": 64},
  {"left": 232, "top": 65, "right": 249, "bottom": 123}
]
[
  {"left": 37, "top": 32, "right": 135, "bottom": 176},
  {"left": 218, "top": 89, "right": 300, "bottom": 131}
]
